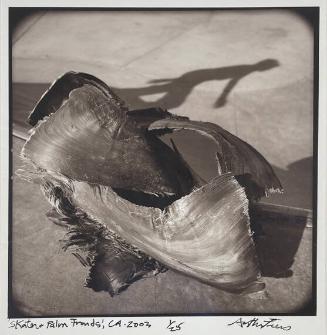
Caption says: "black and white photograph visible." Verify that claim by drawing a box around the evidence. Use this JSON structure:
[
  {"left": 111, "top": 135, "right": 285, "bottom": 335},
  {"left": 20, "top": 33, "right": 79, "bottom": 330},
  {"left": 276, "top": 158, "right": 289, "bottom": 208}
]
[{"left": 1, "top": 1, "right": 326, "bottom": 334}]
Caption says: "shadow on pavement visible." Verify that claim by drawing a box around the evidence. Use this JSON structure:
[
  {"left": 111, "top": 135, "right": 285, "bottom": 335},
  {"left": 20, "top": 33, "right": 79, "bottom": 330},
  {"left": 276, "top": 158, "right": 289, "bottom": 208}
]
[
  {"left": 270, "top": 158, "right": 313, "bottom": 209},
  {"left": 12, "top": 58, "right": 280, "bottom": 130},
  {"left": 252, "top": 209, "right": 308, "bottom": 279},
  {"left": 114, "top": 58, "right": 279, "bottom": 109}
]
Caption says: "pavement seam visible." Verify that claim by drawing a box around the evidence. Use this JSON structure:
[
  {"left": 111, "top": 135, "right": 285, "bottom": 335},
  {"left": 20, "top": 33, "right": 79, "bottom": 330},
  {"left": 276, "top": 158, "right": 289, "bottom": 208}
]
[
  {"left": 120, "top": 12, "right": 213, "bottom": 70},
  {"left": 12, "top": 11, "right": 48, "bottom": 46}
]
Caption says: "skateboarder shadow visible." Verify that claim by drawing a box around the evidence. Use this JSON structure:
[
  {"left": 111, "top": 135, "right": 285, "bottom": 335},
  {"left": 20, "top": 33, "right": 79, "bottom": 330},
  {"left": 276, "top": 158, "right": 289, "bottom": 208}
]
[{"left": 114, "top": 58, "right": 279, "bottom": 110}]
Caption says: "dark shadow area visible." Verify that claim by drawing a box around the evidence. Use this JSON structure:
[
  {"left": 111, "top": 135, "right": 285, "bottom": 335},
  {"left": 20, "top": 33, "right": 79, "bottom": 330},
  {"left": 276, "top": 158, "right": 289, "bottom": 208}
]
[
  {"left": 10, "top": 8, "right": 47, "bottom": 45},
  {"left": 114, "top": 59, "right": 279, "bottom": 110},
  {"left": 251, "top": 208, "right": 307, "bottom": 278},
  {"left": 8, "top": 297, "right": 40, "bottom": 318},
  {"left": 269, "top": 158, "right": 313, "bottom": 209},
  {"left": 9, "top": 8, "right": 45, "bottom": 33},
  {"left": 290, "top": 7, "right": 319, "bottom": 34},
  {"left": 295, "top": 297, "right": 315, "bottom": 315},
  {"left": 8, "top": 298, "right": 25, "bottom": 318},
  {"left": 249, "top": 159, "right": 312, "bottom": 279}
]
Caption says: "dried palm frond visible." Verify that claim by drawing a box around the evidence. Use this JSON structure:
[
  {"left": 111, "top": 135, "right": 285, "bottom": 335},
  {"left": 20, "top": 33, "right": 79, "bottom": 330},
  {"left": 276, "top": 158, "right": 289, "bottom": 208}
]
[{"left": 19, "top": 71, "right": 282, "bottom": 296}]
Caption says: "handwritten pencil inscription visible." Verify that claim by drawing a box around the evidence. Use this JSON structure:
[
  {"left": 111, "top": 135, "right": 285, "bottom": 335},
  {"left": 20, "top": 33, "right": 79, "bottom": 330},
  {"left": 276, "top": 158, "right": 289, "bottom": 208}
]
[{"left": 228, "top": 317, "right": 291, "bottom": 331}]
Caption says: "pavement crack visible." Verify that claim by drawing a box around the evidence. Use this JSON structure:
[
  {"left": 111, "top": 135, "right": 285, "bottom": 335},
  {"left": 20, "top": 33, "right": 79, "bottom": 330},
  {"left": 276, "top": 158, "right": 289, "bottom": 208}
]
[
  {"left": 13, "top": 11, "right": 48, "bottom": 45},
  {"left": 120, "top": 13, "right": 213, "bottom": 70}
]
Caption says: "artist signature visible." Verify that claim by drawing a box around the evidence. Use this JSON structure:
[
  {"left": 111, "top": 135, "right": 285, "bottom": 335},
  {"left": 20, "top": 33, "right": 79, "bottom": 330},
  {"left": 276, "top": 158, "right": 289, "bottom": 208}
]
[{"left": 228, "top": 317, "right": 291, "bottom": 331}]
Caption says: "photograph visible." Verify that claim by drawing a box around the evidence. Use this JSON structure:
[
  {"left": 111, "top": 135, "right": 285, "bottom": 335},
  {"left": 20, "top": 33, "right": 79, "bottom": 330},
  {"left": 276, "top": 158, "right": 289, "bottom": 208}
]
[{"left": 3, "top": 3, "right": 323, "bottom": 325}]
